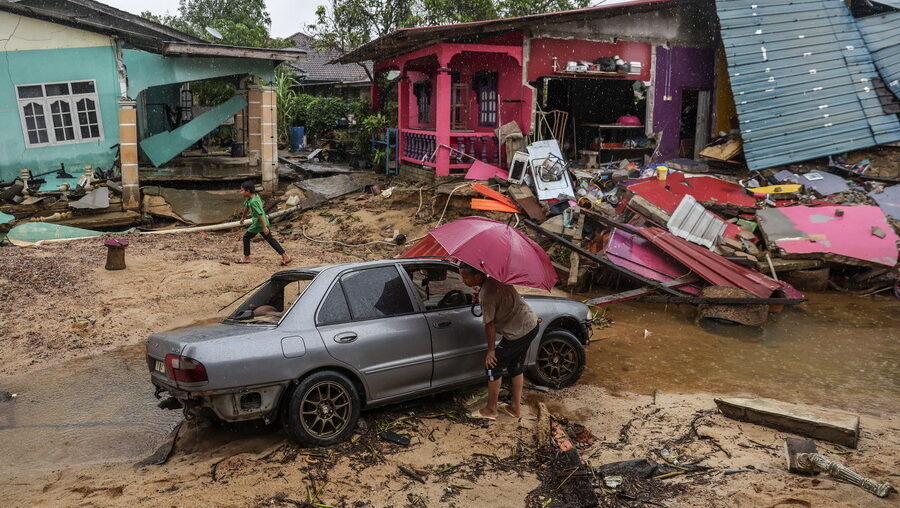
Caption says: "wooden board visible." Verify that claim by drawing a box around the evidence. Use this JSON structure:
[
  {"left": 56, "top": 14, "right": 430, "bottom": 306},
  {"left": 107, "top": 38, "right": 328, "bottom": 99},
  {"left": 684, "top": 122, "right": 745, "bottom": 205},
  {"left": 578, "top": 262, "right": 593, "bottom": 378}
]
[
  {"left": 50, "top": 210, "right": 140, "bottom": 229},
  {"left": 512, "top": 195, "right": 546, "bottom": 222},
  {"left": 700, "top": 138, "right": 743, "bottom": 161},
  {"left": 715, "top": 397, "right": 859, "bottom": 448}
]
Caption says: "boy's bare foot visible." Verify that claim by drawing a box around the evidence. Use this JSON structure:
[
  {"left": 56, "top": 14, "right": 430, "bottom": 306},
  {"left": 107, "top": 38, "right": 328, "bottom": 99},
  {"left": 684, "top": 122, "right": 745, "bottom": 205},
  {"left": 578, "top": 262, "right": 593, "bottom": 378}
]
[
  {"left": 478, "top": 407, "right": 500, "bottom": 420},
  {"left": 234, "top": 258, "right": 251, "bottom": 264},
  {"left": 502, "top": 404, "right": 521, "bottom": 418},
  {"left": 280, "top": 256, "right": 292, "bottom": 266}
]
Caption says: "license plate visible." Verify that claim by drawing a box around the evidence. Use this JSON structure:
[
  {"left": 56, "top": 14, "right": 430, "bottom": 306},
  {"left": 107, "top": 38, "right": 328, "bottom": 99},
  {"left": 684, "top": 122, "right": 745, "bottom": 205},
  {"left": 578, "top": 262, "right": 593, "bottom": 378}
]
[{"left": 154, "top": 360, "right": 166, "bottom": 374}]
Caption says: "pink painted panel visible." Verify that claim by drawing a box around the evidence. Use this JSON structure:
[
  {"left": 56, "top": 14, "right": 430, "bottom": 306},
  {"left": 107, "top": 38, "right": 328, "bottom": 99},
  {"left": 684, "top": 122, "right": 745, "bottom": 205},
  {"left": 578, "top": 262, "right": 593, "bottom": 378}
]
[
  {"left": 528, "top": 37, "right": 652, "bottom": 82},
  {"left": 757, "top": 206, "right": 899, "bottom": 266}
]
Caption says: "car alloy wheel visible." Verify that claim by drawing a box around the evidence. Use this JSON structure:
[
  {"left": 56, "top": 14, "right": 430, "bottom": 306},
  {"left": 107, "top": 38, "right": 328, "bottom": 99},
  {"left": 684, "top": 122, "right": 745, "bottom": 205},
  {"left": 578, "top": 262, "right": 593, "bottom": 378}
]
[
  {"left": 299, "top": 380, "right": 352, "bottom": 440},
  {"left": 537, "top": 336, "right": 579, "bottom": 383}
]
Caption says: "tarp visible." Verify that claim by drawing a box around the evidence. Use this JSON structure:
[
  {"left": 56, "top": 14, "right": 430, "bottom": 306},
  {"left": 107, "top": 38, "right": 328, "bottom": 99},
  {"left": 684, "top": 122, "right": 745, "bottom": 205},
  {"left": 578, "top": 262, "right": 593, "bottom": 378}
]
[
  {"left": 140, "top": 94, "right": 247, "bottom": 167},
  {"left": 6, "top": 223, "right": 135, "bottom": 246}
]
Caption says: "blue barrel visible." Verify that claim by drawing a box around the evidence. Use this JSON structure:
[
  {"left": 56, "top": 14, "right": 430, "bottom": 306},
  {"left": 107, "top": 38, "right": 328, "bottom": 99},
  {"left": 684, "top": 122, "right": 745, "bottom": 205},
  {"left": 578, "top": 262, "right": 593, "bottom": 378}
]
[{"left": 289, "top": 126, "right": 305, "bottom": 152}]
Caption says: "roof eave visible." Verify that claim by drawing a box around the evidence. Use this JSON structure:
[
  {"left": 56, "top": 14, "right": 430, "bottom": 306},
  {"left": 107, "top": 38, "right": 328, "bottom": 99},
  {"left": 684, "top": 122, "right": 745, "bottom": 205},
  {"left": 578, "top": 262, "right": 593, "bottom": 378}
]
[{"left": 161, "top": 42, "right": 307, "bottom": 62}]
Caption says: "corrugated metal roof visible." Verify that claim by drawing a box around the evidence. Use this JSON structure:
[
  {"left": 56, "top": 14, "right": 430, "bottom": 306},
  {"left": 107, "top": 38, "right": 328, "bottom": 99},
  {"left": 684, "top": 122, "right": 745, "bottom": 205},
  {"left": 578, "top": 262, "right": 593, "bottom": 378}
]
[
  {"left": 666, "top": 195, "right": 727, "bottom": 250},
  {"left": 336, "top": 0, "right": 678, "bottom": 64},
  {"left": 716, "top": 0, "right": 900, "bottom": 170},
  {"left": 856, "top": 11, "right": 900, "bottom": 98},
  {"left": 396, "top": 234, "right": 452, "bottom": 259},
  {"left": 637, "top": 226, "right": 796, "bottom": 298}
]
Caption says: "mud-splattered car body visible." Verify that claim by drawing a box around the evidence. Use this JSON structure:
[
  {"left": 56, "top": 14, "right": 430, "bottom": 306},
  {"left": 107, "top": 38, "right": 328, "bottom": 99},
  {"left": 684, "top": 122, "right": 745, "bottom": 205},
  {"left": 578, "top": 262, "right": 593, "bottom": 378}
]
[{"left": 147, "top": 259, "right": 590, "bottom": 445}]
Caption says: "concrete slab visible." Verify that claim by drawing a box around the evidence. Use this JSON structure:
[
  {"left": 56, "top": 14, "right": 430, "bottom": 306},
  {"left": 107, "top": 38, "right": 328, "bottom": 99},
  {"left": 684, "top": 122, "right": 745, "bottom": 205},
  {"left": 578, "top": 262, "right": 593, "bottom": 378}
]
[
  {"left": 868, "top": 184, "right": 900, "bottom": 220},
  {"left": 715, "top": 396, "right": 860, "bottom": 448},
  {"left": 757, "top": 205, "right": 899, "bottom": 267}
]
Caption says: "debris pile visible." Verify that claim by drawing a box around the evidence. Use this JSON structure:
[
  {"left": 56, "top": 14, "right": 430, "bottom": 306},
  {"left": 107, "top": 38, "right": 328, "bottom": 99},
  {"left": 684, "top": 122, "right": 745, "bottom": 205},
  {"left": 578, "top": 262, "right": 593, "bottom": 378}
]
[{"left": 405, "top": 141, "right": 900, "bottom": 326}]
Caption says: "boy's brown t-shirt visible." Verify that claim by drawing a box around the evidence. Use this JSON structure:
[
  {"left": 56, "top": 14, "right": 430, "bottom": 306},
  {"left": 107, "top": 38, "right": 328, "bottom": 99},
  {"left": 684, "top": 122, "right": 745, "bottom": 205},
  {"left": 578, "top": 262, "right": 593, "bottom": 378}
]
[{"left": 480, "top": 278, "right": 538, "bottom": 340}]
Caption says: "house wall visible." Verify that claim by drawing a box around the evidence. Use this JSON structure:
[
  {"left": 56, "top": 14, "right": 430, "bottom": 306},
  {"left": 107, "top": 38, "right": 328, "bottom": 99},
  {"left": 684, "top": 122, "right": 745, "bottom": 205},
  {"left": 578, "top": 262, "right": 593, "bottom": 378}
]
[
  {"left": 651, "top": 46, "right": 715, "bottom": 161},
  {"left": 527, "top": 38, "right": 652, "bottom": 82},
  {"left": 0, "top": 11, "right": 121, "bottom": 181}
]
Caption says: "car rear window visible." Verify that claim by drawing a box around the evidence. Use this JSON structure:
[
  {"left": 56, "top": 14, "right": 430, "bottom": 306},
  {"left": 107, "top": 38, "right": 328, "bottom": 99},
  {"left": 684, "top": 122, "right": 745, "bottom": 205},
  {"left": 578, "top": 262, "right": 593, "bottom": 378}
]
[
  {"left": 341, "top": 266, "right": 414, "bottom": 320},
  {"left": 318, "top": 281, "right": 351, "bottom": 325}
]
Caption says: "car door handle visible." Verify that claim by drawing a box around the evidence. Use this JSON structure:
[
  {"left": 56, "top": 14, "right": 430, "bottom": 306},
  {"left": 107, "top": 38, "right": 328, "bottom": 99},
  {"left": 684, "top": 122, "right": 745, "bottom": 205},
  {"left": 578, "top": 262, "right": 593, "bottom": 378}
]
[
  {"left": 433, "top": 321, "right": 452, "bottom": 329},
  {"left": 334, "top": 332, "right": 358, "bottom": 343}
]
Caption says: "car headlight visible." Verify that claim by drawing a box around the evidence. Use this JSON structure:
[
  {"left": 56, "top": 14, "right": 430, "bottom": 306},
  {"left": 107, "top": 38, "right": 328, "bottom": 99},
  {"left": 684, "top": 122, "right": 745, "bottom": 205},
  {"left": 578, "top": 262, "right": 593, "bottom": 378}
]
[{"left": 586, "top": 306, "right": 593, "bottom": 321}]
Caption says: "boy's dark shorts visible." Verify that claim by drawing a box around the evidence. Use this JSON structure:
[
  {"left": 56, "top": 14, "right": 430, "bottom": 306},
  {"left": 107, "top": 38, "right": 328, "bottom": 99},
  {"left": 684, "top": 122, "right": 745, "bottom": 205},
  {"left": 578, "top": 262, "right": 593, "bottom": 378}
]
[{"left": 486, "top": 324, "right": 540, "bottom": 382}]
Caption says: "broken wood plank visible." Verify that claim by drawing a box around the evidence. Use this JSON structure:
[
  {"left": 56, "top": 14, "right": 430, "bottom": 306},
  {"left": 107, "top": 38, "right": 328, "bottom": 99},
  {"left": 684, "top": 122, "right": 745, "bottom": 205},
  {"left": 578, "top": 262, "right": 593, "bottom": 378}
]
[
  {"left": 524, "top": 218, "right": 686, "bottom": 296},
  {"left": 580, "top": 207, "right": 641, "bottom": 234},
  {"left": 50, "top": 210, "right": 140, "bottom": 229},
  {"left": 715, "top": 397, "right": 860, "bottom": 448},
  {"left": 638, "top": 295, "right": 806, "bottom": 305},
  {"left": 512, "top": 195, "right": 546, "bottom": 222}
]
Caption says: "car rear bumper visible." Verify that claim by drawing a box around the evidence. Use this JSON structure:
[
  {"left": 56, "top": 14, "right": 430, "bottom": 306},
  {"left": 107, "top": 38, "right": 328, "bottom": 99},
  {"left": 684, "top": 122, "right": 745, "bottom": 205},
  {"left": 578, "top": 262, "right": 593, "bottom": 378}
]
[{"left": 152, "top": 378, "right": 288, "bottom": 422}]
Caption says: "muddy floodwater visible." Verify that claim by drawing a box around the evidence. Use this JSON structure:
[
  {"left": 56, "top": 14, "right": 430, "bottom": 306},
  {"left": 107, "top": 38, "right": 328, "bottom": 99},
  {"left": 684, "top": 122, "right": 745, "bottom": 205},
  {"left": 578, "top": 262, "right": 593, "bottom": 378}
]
[
  {"left": 0, "top": 346, "right": 182, "bottom": 474},
  {"left": 583, "top": 292, "right": 900, "bottom": 415},
  {"left": 1, "top": 292, "right": 897, "bottom": 475}
]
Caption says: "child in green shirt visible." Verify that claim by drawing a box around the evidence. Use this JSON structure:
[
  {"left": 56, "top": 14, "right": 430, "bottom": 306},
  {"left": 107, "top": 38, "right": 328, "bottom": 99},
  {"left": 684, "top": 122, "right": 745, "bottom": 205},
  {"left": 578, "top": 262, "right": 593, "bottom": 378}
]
[{"left": 236, "top": 181, "right": 291, "bottom": 265}]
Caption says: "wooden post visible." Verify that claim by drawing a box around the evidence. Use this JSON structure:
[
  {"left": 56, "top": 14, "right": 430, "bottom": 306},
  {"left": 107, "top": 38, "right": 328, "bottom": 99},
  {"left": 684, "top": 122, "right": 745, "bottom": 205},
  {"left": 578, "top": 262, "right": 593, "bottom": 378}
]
[{"left": 104, "top": 239, "right": 128, "bottom": 270}]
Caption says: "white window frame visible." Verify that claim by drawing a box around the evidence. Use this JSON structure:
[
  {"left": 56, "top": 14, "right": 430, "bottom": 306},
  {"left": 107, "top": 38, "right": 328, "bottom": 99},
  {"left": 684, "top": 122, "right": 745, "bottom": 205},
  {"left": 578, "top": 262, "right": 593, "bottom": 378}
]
[{"left": 16, "top": 80, "right": 105, "bottom": 148}]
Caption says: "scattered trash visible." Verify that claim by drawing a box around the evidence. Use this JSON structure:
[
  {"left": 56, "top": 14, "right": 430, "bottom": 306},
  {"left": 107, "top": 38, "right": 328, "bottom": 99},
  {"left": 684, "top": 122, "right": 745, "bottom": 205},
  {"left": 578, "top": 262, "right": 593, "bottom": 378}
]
[
  {"left": 784, "top": 437, "right": 895, "bottom": 498},
  {"left": 379, "top": 430, "right": 411, "bottom": 447}
]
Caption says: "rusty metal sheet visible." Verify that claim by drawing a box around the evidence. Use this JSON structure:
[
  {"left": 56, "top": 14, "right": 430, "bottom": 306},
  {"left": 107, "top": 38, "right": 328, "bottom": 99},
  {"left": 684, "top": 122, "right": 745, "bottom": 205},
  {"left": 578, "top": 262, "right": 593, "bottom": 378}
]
[
  {"left": 396, "top": 234, "right": 451, "bottom": 259},
  {"left": 637, "top": 226, "right": 792, "bottom": 298}
]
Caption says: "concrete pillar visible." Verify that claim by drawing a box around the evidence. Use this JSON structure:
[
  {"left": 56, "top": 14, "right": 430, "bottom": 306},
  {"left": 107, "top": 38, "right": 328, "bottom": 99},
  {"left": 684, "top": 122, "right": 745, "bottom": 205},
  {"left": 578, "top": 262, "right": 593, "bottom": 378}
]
[
  {"left": 397, "top": 73, "right": 409, "bottom": 164},
  {"left": 260, "top": 85, "right": 277, "bottom": 194},
  {"left": 235, "top": 107, "right": 245, "bottom": 145},
  {"left": 247, "top": 86, "right": 263, "bottom": 167},
  {"left": 118, "top": 99, "right": 140, "bottom": 210},
  {"left": 434, "top": 67, "right": 452, "bottom": 177}
]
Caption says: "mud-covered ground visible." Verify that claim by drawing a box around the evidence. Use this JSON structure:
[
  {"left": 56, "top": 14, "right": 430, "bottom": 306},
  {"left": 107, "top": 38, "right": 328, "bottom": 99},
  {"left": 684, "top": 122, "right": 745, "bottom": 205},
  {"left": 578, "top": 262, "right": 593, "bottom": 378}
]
[{"left": 1, "top": 190, "right": 898, "bottom": 507}]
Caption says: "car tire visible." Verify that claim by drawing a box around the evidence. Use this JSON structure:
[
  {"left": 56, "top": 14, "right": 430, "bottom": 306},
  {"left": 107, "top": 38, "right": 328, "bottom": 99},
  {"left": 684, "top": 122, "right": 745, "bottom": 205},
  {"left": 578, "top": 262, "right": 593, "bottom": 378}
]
[
  {"left": 283, "top": 370, "right": 360, "bottom": 447},
  {"left": 526, "top": 329, "right": 585, "bottom": 389}
]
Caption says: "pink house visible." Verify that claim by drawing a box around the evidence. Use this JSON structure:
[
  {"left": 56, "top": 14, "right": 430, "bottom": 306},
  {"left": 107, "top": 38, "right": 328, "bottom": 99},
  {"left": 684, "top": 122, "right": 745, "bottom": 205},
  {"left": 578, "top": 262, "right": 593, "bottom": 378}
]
[{"left": 338, "top": 0, "right": 725, "bottom": 177}]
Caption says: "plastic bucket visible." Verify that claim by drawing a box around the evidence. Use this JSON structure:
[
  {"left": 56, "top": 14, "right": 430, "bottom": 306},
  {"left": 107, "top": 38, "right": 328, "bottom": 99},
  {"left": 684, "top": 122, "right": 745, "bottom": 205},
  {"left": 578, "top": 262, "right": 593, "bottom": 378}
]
[
  {"left": 289, "top": 126, "right": 305, "bottom": 152},
  {"left": 656, "top": 165, "right": 669, "bottom": 181}
]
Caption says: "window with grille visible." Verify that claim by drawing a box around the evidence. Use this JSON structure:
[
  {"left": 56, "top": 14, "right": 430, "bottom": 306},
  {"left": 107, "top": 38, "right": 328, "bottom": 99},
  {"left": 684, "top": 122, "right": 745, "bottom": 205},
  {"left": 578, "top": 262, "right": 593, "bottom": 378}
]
[
  {"left": 474, "top": 71, "right": 498, "bottom": 127},
  {"left": 413, "top": 81, "right": 431, "bottom": 124},
  {"left": 16, "top": 80, "right": 103, "bottom": 147}
]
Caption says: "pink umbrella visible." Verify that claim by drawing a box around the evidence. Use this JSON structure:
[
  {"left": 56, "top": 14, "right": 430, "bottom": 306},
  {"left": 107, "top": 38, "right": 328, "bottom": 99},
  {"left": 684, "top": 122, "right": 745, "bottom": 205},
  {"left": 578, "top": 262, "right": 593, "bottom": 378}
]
[{"left": 429, "top": 217, "right": 558, "bottom": 291}]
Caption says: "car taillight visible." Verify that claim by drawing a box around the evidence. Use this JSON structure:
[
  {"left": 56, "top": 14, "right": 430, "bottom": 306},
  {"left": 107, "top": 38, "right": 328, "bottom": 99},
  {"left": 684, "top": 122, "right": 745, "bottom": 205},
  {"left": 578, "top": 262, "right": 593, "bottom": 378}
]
[{"left": 164, "top": 354, "right": 208, "bottom": 384}]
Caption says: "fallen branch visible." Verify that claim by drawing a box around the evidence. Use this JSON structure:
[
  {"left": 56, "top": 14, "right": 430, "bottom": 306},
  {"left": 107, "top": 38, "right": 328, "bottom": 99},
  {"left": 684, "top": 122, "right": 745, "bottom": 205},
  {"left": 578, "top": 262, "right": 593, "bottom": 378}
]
[{"left": 399, "top": 465, "right": 427, "bottom": 484}]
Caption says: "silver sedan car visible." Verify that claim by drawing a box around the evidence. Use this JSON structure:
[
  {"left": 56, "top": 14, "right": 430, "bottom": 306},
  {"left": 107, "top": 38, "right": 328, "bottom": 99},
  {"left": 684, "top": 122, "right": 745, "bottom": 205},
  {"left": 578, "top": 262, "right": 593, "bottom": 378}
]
[{"left": 147, "top": 259, "right": 591, "bottom": 446}]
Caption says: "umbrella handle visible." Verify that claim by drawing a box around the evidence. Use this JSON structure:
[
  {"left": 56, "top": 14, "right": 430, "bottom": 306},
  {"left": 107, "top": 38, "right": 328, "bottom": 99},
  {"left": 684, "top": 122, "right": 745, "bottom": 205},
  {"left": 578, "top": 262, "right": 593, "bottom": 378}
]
[{"left": 470, "top": 303, "right": 483, "bottom": 317}]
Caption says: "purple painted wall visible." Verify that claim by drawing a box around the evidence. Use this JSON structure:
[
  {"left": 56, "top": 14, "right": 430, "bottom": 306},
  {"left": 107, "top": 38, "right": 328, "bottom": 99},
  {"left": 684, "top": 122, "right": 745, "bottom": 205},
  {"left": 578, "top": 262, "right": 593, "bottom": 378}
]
[{"left": 652, "top": 46, "right": 715, "bottom": 161}]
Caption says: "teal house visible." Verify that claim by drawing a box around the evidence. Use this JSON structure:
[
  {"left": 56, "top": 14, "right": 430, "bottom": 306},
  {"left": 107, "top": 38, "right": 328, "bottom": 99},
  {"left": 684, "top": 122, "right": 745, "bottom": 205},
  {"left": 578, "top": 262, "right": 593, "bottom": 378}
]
[{"left": 0, "top": 0, "right": 304, "bottom": 208}]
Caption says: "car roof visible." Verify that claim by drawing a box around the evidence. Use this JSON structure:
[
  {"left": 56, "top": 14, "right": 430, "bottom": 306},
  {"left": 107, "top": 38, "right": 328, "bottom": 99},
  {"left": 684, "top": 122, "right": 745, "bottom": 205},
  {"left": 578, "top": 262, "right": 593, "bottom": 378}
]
[{"left": 272, "top": 258, "right": 456, "bottom": 278}]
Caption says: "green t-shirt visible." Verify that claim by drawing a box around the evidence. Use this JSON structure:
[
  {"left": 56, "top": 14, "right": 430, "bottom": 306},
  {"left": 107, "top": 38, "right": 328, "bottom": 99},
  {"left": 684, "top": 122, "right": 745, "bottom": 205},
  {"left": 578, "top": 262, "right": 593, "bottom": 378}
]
[{"left": 243, "top": 194, "right": 269, "bottom": 233}]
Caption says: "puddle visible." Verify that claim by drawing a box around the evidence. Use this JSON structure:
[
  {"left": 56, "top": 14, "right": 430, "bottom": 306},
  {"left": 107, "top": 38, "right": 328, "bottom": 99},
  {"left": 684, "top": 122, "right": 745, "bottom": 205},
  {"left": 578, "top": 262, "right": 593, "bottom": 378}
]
[
  {"left": 0, "top": 345, "right": 182, "bottom": 474},
  {"left": 582, "top": 292, "right": 900, "bottom": 414}
]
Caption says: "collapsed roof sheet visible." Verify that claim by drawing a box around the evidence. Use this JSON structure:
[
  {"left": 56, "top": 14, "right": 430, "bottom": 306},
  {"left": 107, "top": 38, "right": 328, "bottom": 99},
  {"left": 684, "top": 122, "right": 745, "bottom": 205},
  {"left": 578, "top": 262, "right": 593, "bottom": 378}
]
[
  {"left": 637, "top": 226, "right": 791, "bottom": 298},
  {"left": 756, "top": 205, "right": 899, "bottom": 267},
  {"left": 716, "top": 0, "right": 900, "bottom": 170},
  {"left": 855, "top": 11, "right": 900, "bottom": 99}
]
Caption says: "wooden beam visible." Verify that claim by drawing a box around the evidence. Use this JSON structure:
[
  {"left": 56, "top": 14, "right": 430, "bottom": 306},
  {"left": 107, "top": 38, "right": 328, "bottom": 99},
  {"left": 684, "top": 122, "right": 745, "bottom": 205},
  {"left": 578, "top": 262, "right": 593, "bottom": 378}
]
[
  {"left": 715, "top": 397, "right": 860, "bottom": 448},
  {"left": 524, "top": 218, "right": 686, "bottom": 296},
  {"left": 637, "top": 295, "right": 807, "bottom": 305},
  {"left": 162, "top": 42, "right": 306, "bottom": 62}
]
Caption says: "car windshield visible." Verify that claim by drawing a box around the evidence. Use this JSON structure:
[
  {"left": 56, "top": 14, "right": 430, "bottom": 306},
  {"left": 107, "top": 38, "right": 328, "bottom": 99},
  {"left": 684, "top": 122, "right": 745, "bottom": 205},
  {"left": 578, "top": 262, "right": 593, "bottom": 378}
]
[{"left": 225, "top": 273, "right": 314, "bottom": 324}]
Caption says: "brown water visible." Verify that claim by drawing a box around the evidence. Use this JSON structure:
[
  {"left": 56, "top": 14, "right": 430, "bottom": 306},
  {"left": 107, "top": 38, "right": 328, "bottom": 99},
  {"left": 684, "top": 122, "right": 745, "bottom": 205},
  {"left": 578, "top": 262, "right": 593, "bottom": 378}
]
[
  {"left": 582, "top": 292, "right": 900, "bottom": 415},
  {"left": 0, "top": 345, "right": 182, "bottom": 473}
]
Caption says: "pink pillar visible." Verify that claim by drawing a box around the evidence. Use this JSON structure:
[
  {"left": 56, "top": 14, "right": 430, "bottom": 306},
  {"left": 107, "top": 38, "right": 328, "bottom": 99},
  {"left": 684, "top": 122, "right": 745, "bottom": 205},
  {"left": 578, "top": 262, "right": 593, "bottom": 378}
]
[
  {"left": 434, "top": 67, "right": 452, "bottom": 176},
  {"left": 397, "top": 73, "right": 409, "bottom": 165}
]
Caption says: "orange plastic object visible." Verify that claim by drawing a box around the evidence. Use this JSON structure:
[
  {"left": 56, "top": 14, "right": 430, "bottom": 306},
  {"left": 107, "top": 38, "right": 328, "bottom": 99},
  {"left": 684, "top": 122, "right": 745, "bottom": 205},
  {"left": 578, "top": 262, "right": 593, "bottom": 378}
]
[
  {"left": 472, "top": 183, "right": 519, "bottom": 210},
  {"left": 471, "top": 198, "right": 519, "bottom": 213}
]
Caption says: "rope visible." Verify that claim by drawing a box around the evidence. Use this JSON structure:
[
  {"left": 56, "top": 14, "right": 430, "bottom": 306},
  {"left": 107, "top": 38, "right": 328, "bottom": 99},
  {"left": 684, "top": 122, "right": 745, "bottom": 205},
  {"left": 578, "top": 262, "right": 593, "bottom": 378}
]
[{"left": 434, "top": 182, "right": 471, "bottom": 226}]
